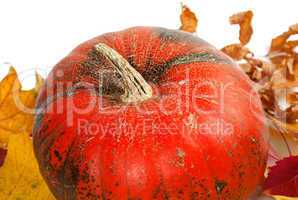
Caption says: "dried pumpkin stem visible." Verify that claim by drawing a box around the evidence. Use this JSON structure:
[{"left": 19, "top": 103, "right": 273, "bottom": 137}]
[{"left": 94, "top": 43, "right": 153, "bottom": 103}]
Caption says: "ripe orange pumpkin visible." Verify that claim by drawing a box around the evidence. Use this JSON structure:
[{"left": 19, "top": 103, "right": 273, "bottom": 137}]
[{"left": 33, "top": 27, "right": 268, "bottom": 200}]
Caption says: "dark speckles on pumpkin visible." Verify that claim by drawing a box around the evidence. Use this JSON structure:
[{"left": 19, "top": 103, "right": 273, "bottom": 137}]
[
  {"left": 152, "top": 185, "right": 161, "bottom": 199},
  {"left": 189, "top": 178, "right": 212, "bottom": 199},
  {"left": 215, "top": 179, "right": 227, "bottom": 195},
  {"left": 227, "top": 150, "right": 233, "bottom": 157},
  {"left": 33, "top": 26, "right": 268, "bottom": 200},
  {"left": 250, "top": 136, "right": 258, "bottom": 145},
  {"left": 54, "top": 150, "right": 62, "bottom": 161},
  {"left": 81, "top": 170, "right": 91, "bottom": 182},
  {"left": 175, "top": 148, "right": 186, "bottom": 167},
  {"left": 153, "top": 182, "right": 170, "bottom": 200},
  {"left": 190, "top": 191, "right": 199, "bottom": 200}
]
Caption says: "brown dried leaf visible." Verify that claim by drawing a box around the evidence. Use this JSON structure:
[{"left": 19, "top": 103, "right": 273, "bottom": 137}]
[
  {"left": 221, "top": 43, "right": 251, "bottom": 60},
  {"left": 270, "top": 23, "right": 298, "bottom": 53},
  {"left": 271, "top": 66, "right": 298, "bottom": 89},
  {"left": 271, "top": 80, "right": 298, "bottom": 90},
  {"left": 179, "top": 4, "right": 198, "bottom": 33},
  {"left": 284, "top": 105, "right": 298, "bottom": 124},
  {"left": 283, "top": 40, "right": 298, "bottom": 54},
  {"left": 244, "top": 58, "right": 272, "bottom": 82},
  {"left": 286, "top": 92, "right": 298, "bottom": 105},
  {"left": 290, "top": 24, "right": 298, "bottom": 32},
  {"left": 259, "top": 83, "right": 276, "bottom": 114},
  {"left": 268, "top": 117, "right": 298, "bottom": 158},
  {"left": 270, "top": 33, "right": 292, "bottom": 53},
  {"left": 230, "top": 10, "right": 254, "bottom": 45}
]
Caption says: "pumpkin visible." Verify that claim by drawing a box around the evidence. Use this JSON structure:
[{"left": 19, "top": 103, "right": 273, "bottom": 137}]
[{"left": 33, "top": 27, "right": 268, "bottom": 200}]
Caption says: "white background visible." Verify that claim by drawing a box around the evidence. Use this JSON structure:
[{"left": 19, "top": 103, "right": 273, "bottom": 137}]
[{"left": 0, "top": 0, "right": 297, "bottom": 89}]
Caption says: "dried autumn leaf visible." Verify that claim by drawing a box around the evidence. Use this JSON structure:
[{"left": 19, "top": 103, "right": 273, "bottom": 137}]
[
  {"left": 270, "top": 23, "right": 298, "bottom": 53},
  {"left": 283, "top": 40, "right": 298, "bottom": 54},
  {"left": 221, "top": 43, "right": 251, "bottom": 60},
  {"left": 0, "top": 67, "right": 53, "bottom": 199},
  {"left": 269, "top": 24, "right": 298, "bottom": 81},
  {"left": 0, "top": 131, "right": 55, "bottom": 200},
  {"left": 287, "top": 92, "right": 298, "bottom": 105},
  {"left": 270, "top": 67, "right": 298, "bottom": 89},
  {"left": 263, "top": 156, "right": 298, "bottom": 197},
  {"left": 0, "top": 67, "right": 41, "bottom": 149},
  {"left": 221, "top": 11, "right": 272, "bottom": 83},
  {"left": 268, "top": 117, "right": 298, "bottom": 158},
  {"left": 179, "top": 4, "right": 198, "bottom": 33},
  {"left": 229, "top": 10, "right": 254, "bottom": 45}
]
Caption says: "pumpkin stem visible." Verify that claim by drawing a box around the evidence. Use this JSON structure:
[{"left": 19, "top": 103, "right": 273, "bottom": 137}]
[{"left": 94, "top": 43, "right": 153, "bottom": 103}]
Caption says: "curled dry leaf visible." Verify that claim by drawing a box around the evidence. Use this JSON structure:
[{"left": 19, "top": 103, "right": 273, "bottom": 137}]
[
  {"left": 221, "top": 45, "right": 267, "bottom": 82},
  {"left": 270, "top": 23, "right": 298, "bottom": 53},
  {"left": 222, "top": 44, "right": 272, "bottom": 82},
  {"left": 229, "top": 10, "right": 254, "bottom": 45},
  {"left": 221, "top": 43, "right": 251, "bottom": 61},
  {"left": 179, "top": 4, "right": 198, "bottom": 33},
  {"left": 222, "top": 11, "right": 271, "bottom": 83},
  {"left": 287, "top": 92, "right": 298, "bottom": 105},
  {"left": 269, "top": 23, "right": 298, "bottom": 83}
]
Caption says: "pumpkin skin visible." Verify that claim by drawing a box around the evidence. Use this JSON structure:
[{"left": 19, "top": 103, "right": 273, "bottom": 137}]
[{"left": 33, "top": 27, "right": 268, "bottom": 200}]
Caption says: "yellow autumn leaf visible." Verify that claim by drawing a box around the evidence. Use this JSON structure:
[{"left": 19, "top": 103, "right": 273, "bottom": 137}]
[
  {"left": 0, "top": 132, "right": 55, "bottom": 200},
  {"left": 0, "top": 67, "right": 42, "bottom": 149},
  {"left": 0, "top": 67, "right": 55, "bottom": 199}
]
